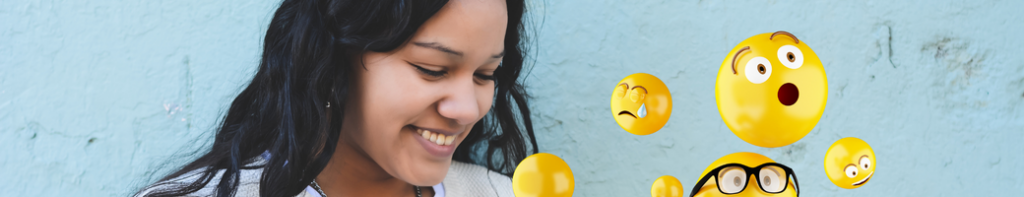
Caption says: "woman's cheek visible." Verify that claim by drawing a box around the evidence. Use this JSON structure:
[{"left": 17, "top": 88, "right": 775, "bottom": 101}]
[{"left": 480, "top": 85, "right": 495, "bottom": 115}]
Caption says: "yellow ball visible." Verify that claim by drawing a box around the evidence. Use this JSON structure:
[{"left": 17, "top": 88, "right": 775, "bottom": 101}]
[
  {"left": 824, "top": 137, "right": 876, "bottom": 189},
  {"left": 651, "top": 175, "right": 684, "bottom": 197},
  {"left": 512, "top": 153, "right": 575, "bottom": 197},
  {"left": 611, "top": 73, "right": 673, "bottom": 135},
  {"left": 715, "top": 31, "right": 828, "bottom": 148}
]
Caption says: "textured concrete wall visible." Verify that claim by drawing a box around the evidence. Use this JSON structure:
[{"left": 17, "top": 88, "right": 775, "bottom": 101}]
[
  {"left": 1, "top": 0, "right": 279, "bottom": 196},
  {"left": 525, "top": 0, "right": 1024, "bottom": 196},
  {"left": 1, "top": 0, "right": 1021, "bottom": 196}
]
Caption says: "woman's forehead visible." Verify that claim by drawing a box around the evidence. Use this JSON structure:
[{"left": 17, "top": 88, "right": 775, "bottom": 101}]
[{"left": 408, "top": 0, "right": 507, "bottom": 62}]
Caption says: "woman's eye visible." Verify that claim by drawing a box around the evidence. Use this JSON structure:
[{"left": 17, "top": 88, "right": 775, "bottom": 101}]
[
  {"left": 474, "top": 73, "right": 495, "bottom": 81},
  {"left": 410, "top": 63, "right": 446, "bottom": 77}
]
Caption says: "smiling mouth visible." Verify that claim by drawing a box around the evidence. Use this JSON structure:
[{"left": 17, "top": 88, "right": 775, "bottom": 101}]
[
  {"left": 618, "top": 111, "right": 637, "bottom": 119},
  {"left": 413, "top": 126, "right": 457, "bottom": 146},
  {"left": 853, "top": 172, "right": 873, "bottom": 186}
]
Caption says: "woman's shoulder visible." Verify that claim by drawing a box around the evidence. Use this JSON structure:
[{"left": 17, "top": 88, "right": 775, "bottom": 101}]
[
  {"left": 134, "top": 166, "right": 266, "bottom": 197},
  {"left": 134, "top": 157, "right": 319, "bottom": 197},
  {"left": 136, "top": 160, "right": 510, "bottom": 197},
  {"left": 443, "top": 161, "right": 515, "bottom": 197}
]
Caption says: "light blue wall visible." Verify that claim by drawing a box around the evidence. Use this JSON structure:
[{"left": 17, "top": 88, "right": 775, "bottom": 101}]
[
  {"left": 1, "top": 0, "right": 280, "bottom": 196},
  {"left": 1, "top": 0, "right": 1021, "bottom": 196}
]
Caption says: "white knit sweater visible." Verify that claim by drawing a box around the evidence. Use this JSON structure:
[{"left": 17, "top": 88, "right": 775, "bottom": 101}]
[{"left": 136, "top": 160, "right": 514, "bottom": 197}]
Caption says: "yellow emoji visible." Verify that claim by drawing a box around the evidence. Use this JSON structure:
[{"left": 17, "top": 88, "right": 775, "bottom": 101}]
[
  {"left": 824, "top": 137, "right": 875, "bottom": 189},
  {"left": 651, "top": 175, "right": 684, "bottom": 197},
  {"left": 611, "top": 73, "right": 672, "bottom": 135},
  {"left": 512, "top": 153, "right": 575, "bottom": 197},
  {"left": 690, "top": 152, "right": 799, "bottom": 197},
  {"left": 715, "top": 31, "right": 828, "bottom": 148}
]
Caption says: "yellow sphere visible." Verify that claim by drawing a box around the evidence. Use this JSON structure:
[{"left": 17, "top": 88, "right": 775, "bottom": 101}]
[
  {"left": 692, "top": 152, "right": 798, "bottom": 197},
  {"left": 715, "top": 31, "right": 828, "bottom": 148},
  {"left": 824, "top": 137, "right": 875, "bottom": 189},
  {"left": 651, "top": 175, "right": 684, "bottom": 197},
  {"left": 611, "top": 73, "right": 672, "bottom": 135},
  {"left": 513, "top": 153, "right": 575, "bottom": 197}
]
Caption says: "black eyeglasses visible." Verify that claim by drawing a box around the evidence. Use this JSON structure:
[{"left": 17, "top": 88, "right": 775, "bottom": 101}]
[{"left": 688, "top": 163, "right": 799, "bottom": 197}]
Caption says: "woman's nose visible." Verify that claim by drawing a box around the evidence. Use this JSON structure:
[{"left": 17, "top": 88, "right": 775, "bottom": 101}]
[{"left": 437, "top": 79, "right": 481, "bottom": 125}]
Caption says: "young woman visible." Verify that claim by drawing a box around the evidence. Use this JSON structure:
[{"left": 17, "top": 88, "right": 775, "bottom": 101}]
[{"left": 134, "top": 0, "right": 536, "bottom": 196}]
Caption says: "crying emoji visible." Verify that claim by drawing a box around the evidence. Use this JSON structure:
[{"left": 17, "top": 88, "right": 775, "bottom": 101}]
[{"left": 611, "top": 73, "right": 672, "bottom": 135}]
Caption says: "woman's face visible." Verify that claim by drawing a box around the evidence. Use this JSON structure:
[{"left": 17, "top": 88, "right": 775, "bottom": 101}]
[{"left": 341, "top": 0, "right": 508, "bottom": 186}]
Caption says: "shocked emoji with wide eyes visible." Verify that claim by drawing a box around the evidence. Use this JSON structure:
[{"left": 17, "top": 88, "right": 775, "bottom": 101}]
[
  {"left": 824, "top": 137, "right": 876, "bottom": 189},
  {"left": 611, "top": 73, "right": 672, "bottom": 135},
  {"left": 715, "top": 31, "right": 828, "bottom": 148}
]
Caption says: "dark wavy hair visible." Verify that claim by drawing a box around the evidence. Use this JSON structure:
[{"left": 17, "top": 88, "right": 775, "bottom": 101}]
[{"left": 137, "top": 0, "right": 536, "bottom": 196}]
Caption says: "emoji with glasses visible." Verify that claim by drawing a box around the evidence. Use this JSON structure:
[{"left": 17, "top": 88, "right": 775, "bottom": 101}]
[
  {"left": 715, "top": 31, "right": 828, "bottom": 148},
  {"left": 690, "top": 152, "right": 799, "bottom": 197},
  {"left": 611, "top": 73, "right": 672, "bottom": 135},
  {"left": 824, "top": 137, "right": 876, "bottom": 189}
]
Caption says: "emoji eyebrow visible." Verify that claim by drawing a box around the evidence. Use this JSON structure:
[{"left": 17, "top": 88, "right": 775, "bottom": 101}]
[
  {"left": 730, "top": 46, "right": 750, "bottom": 75},
  {"left": 770, "top": 31, "right": 800, "bottom": 44},
  {"left": 631, "top": 85, "right": 648, "bottom": 93},
  {"left": 619, "top": 83, "right": 629, "bottom": 89}
]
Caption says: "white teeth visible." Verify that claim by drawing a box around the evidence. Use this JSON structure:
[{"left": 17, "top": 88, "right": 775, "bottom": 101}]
[
  {"left": 435, "top": 134, "right": 445, "bottom": 145},
  {"left": 418, "top": 128, "right": 455, "bottom": 146},
  {"left": 444, "top": 135, "right": 455, "bottom": 146}
]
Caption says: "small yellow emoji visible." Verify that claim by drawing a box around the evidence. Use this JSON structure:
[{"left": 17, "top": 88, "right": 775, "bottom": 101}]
[
  {"left": 824, "top": 137, "right": 875, "bottom": 189},
  {"left": 512, "top": 153, "right": 575, "bottom": 197},
  {"left": 690, "top": 152, "right": 799, "bottom": 197},
  {"left": 715, "top": 31, "right": 828, "bottom": 148},
  {"left": 651, "top": 175, "right": 684, "bottom": 197},
  {"left": 611, "top": 73, "right": 672, "bottom": 135}
]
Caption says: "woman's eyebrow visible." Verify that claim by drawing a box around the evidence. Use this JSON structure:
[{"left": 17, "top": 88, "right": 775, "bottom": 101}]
[
  {"left": 413, "top": 41, "right": 505, "bottom": 59},
  {"left": 413, "top": 42, "right": 464, "bottom": 56}
]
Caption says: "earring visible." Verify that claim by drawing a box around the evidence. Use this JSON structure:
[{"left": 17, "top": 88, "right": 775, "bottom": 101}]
[{"left": 326, "top": 102, "right": 331, "bottom": 108}]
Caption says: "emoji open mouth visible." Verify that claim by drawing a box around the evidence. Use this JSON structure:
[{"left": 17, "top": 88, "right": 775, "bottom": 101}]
[
  {"left": 778, "top": 83, "right": 799, "bottom": 106},
  {"left": 618, "top": 111, "right": 637, "bottom": 119},
  {"left": 853, "top": 172, "right": 872, "bottom": 186}
]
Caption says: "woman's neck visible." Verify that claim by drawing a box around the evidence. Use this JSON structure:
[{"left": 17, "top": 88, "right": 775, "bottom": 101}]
[{"left": 315, "top": 138, "right": 434, "bottom": 197}]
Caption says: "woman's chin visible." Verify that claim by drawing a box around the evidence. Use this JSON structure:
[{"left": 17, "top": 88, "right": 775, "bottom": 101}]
[{"left": 401, "top": 159, "right": 451, "bottom": 186}]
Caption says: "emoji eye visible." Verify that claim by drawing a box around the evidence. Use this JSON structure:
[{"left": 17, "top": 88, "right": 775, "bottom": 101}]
[
  {"left": 758, "top": 166, "right": 786, "bottom": 193},
  {"left": 860, "top": 156, "right": 871, "bottom": 169},
  {"left": 744, "top": 56, "right": 772, "bottom": 84},
  {"left": 777, "top": 45, "right": 803, "bottom": 69},
  {"left": 629, "top": 87, "right": 647, "bottom": 102},
  {"left": 845, "top": 165, "right": 858, "bottom": 178},
  {"left": 615, "top": 84, "right": 628, "bottom": 98},
  {"left": 628, "top": 89, "right": 641, "bottom": 102},
  {"left": 718, "top": 167, "right": 748, "bottom": 194}
]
